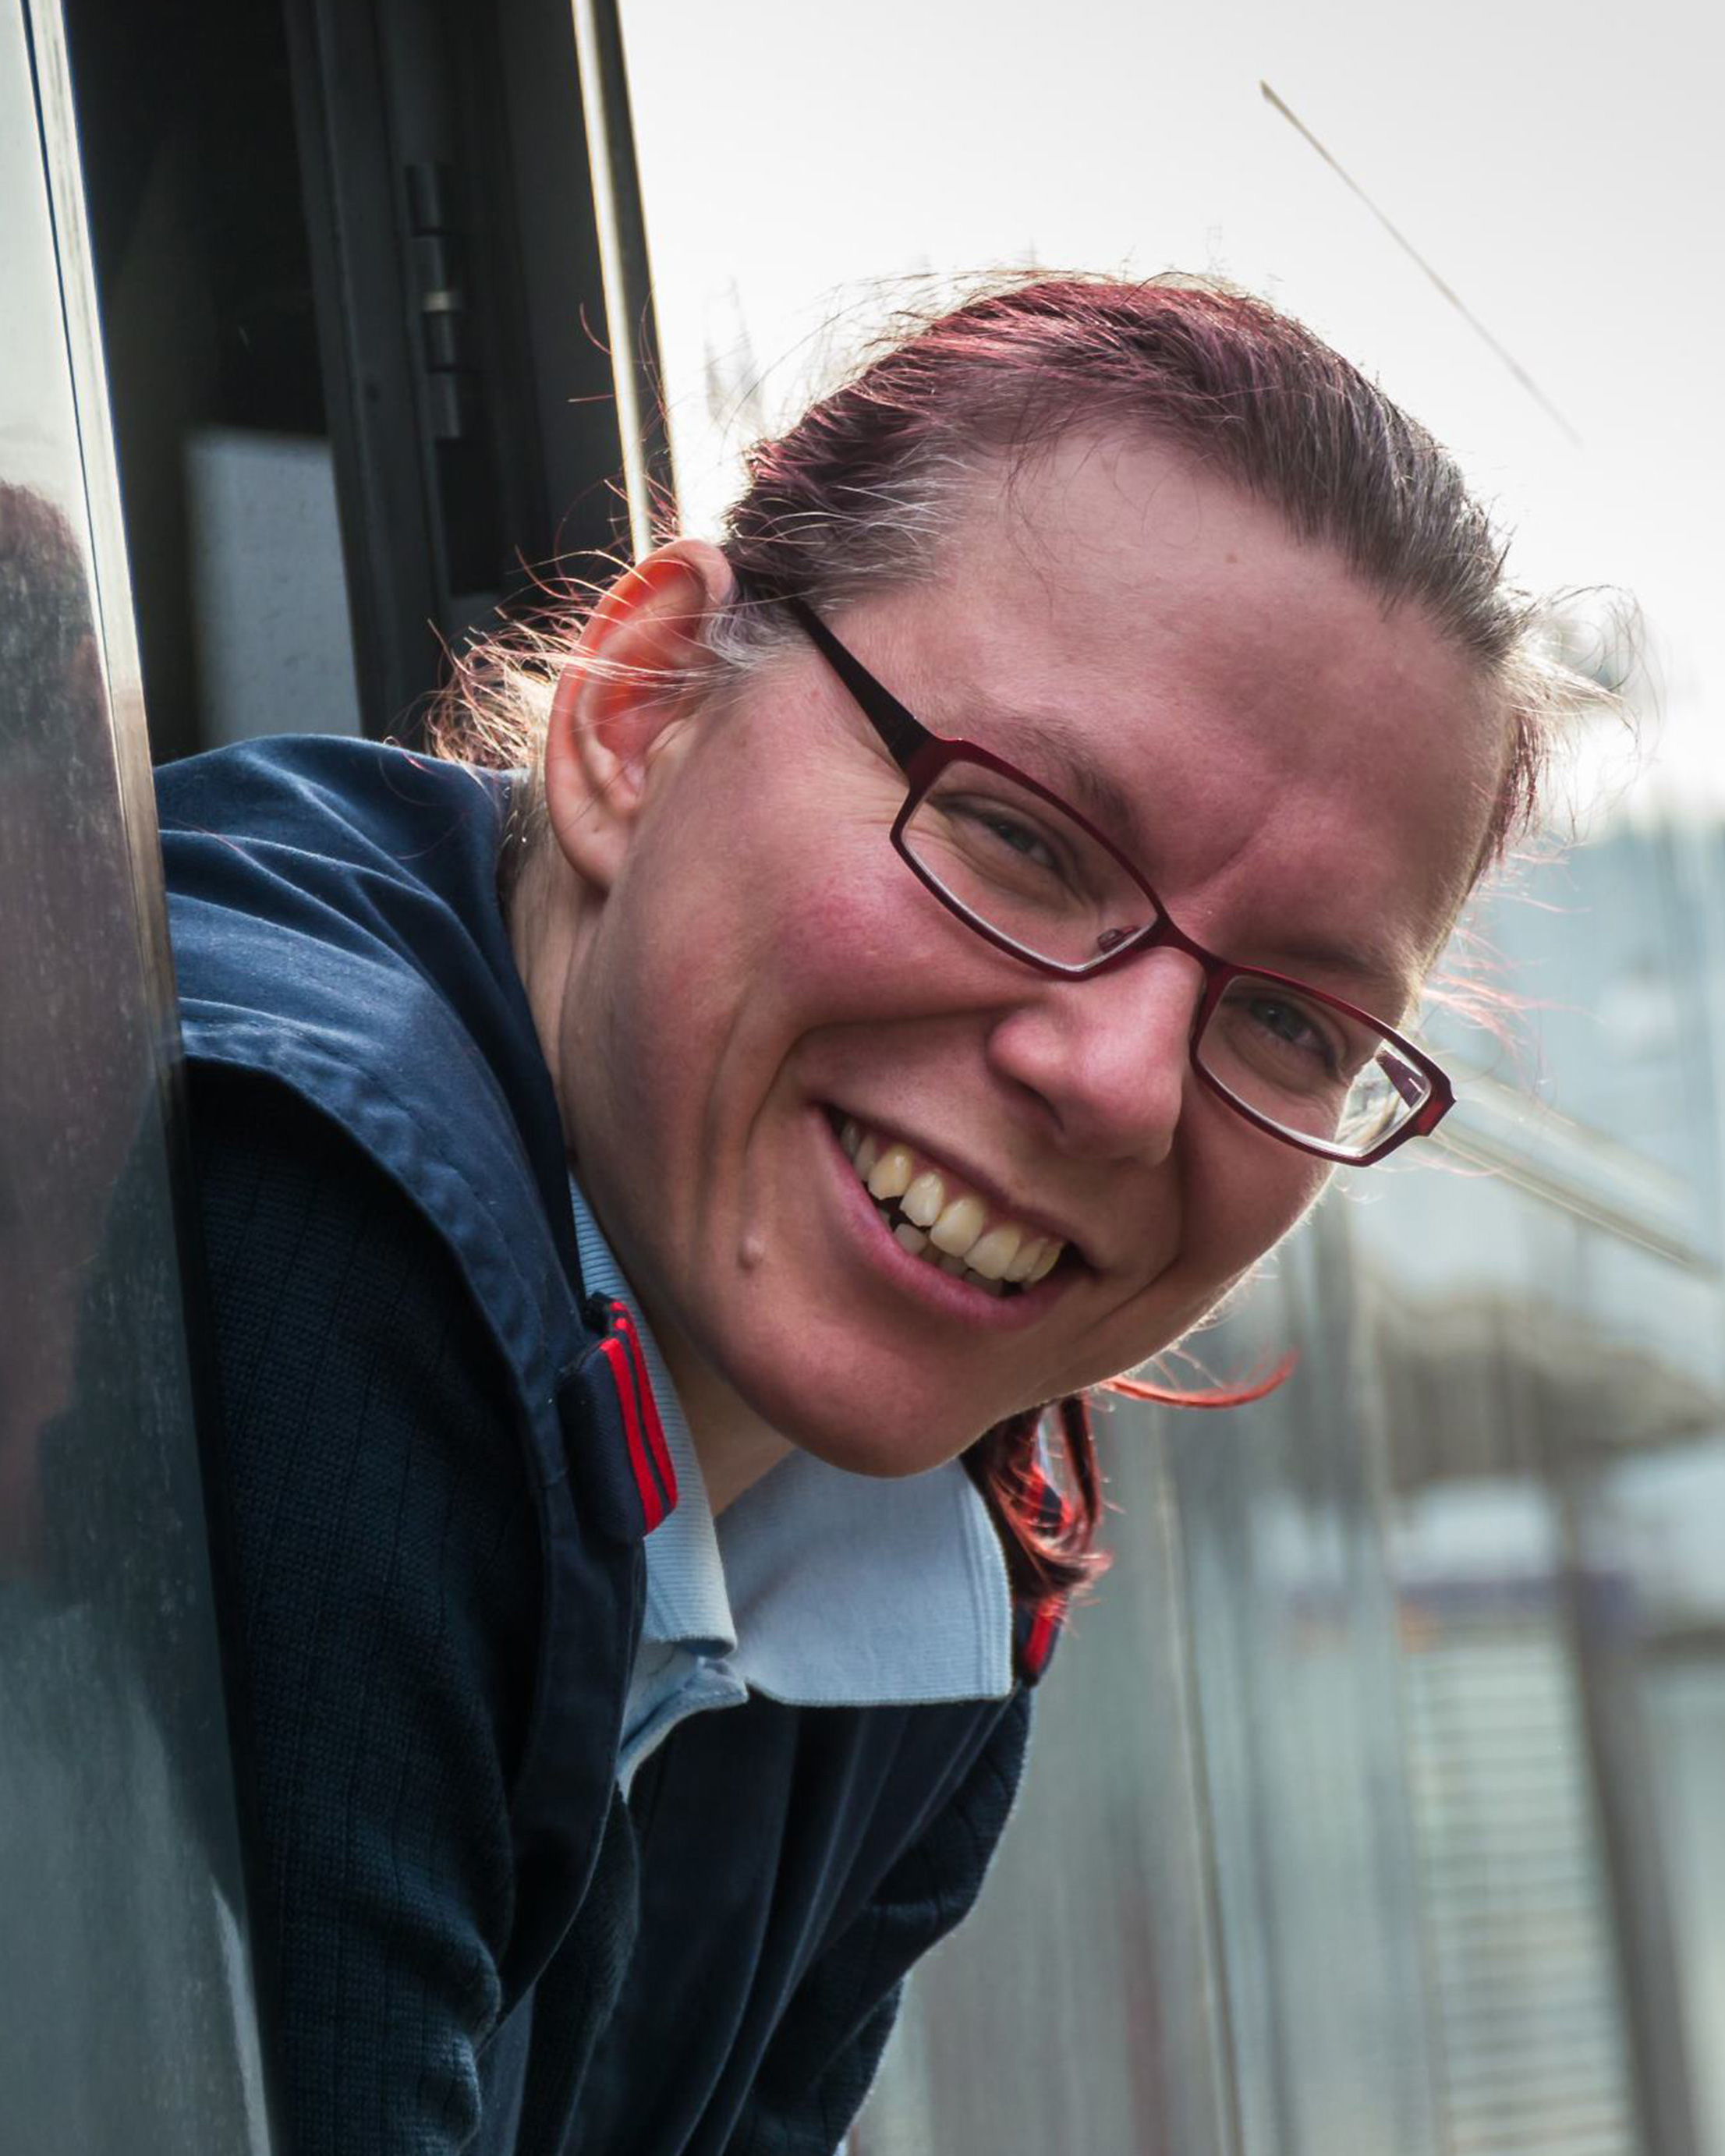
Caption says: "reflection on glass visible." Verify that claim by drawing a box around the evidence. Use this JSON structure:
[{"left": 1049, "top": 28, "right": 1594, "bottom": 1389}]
[
  {"left": 0, "top": 5, "right": 269, "bottom": 2147},
  {"left": 629, "top": 9, "right": 1725, "bottom": 2146},
  {"left": 864, "top": 904, "right": 1725, "bottom": 2156}
]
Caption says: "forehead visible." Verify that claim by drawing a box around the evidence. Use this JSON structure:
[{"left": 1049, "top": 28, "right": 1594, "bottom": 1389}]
[{"left": 877, "top": 432, "right": 1508, "bottom": 999}]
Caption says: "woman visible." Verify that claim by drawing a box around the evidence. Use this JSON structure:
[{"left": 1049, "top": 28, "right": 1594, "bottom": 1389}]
[{"left": 161, "top": 276, "right": 1574, "bottom": 2155}]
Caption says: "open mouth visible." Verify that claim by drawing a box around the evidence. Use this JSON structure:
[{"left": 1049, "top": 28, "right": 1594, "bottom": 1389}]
[{"left": 826, "top": 1110, "right": 1073, "bottom": 1300}]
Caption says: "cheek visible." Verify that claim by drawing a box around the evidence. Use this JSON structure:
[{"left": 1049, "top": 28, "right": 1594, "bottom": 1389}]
[
  {"left": 579, "top": 799, "right": 916, "bottom": 1142},
  {"left": 659, "top": 768, "right": 880, "bottom": 944},
  {"left": 1206, "top": 1150, "right": 1334, "bottom": 1290},
  {"left": 1171, "top": 1124, "right": 1333, "bottom": 1306},
  {"left": 692, "top": 820, "right": 962, "bottom": 1029},
  {"left": 780, "top": 862, "right": 938, "bottom": 1000}
]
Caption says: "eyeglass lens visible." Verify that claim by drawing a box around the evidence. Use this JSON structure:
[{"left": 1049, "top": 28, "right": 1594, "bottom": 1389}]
[{"left": 901, "top": 757, "right": 1432, "bottom": 1162}]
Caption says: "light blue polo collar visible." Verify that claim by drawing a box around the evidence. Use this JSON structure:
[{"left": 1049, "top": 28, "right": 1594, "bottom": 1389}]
[{"left": 566, "top": 1170, "right": 1014, "bottom": 1710}]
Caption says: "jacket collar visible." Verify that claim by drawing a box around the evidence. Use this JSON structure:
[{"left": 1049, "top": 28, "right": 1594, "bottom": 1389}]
[{"left": 160, "top": 737, "right": 664, "bottom": 1540}]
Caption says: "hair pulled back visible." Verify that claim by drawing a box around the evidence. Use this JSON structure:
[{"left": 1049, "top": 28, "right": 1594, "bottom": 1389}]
[
  {"left": 438, "top": 273, "right": 1589, "bottom": 1637},
  {"left": 713, "top": 274, "right": 1560, "bottom": 873}
]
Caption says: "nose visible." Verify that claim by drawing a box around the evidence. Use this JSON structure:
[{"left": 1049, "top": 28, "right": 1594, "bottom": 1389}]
[{"left": 983, "top": 947, "right": 1207, "bottom": 1163}]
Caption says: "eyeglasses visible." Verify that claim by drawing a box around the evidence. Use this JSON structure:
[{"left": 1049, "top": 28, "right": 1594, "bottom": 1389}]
[{"left": 775, "top": 593, "right": 1454, "bottom": 1167}]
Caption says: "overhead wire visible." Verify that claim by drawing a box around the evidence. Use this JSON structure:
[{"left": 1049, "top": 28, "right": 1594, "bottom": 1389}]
[{"left": 1260, "top": 80, "right": 1583, "bottom": 449}]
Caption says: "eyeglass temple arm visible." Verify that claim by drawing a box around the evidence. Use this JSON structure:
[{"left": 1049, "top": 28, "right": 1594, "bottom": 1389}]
[{"left": 777, "top": 596, "right": 932, "bottom": 773}]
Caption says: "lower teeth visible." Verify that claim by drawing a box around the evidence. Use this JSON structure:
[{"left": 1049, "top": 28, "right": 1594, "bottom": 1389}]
[{"left": 877, "top": 1195, "right": 1019, "bottom": 1295}]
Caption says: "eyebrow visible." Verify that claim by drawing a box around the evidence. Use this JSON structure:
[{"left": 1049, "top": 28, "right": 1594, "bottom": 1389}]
[
  {"left": 953, "top": 692, "right": 1422, "bottom": 1015},
  {"left": 954, "top": 693, "right": 1150, "bottom": 856},
  {"left": 1254, "top": 927, "right": 1424, "bottom": 1018}
]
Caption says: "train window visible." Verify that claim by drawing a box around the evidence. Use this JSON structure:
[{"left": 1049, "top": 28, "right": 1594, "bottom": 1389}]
[
  {"left": 0, "top": 4, "right": 271, "bottom": 2145},
  {"left": 61, "top": 0, "right": 633, "bottom": 761},
  {"left": 618, "top": 12, "right": 1725, "bottom": 2154}
]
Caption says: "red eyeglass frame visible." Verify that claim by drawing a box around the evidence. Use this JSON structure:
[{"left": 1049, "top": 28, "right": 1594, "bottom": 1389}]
[{"left": 772, "top": 590, "right": 1454, "bottom": 1167}]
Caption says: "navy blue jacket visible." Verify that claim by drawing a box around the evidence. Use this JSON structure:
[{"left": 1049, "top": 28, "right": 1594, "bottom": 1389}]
[{"left": 158, "top": 737, "right": 1040, "bottom": 2155}]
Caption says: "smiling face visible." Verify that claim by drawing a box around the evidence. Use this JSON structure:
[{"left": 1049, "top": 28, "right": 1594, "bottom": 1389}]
[{"left": 533, "top": 432, "right": 1508, "bottom": 1489}]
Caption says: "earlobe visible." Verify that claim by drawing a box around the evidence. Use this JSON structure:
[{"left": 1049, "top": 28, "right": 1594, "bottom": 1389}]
[{"left": 541, "top": 540, "right": 735, "bottom": 890}]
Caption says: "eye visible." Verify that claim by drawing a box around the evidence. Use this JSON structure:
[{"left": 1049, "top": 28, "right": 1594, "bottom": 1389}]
[
  {"left": 1243, "top": 993, "right": 1342, "bottom": 1074},
  {"left": 900, "top": 756, "right": 1136, "bottom": 959},
  {"left": 957, "top": 800, "right": 1064, "bottom": 874},
  {"left": 927, "top": 788, "right": 1080, "bottom": 889}
]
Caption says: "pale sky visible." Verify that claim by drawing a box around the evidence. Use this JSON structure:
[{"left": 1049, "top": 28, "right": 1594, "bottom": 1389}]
[
  {"left": 622, "top": 0, "right": 1722, "bottom": 816},
  {"left": 0, "top": 1, "right": 84, "bottom": 526}
]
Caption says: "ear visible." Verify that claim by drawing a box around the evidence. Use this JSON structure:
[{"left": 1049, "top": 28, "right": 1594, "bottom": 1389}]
[{"left": 542, "top": 538, "right": 736, "bottom": 890}]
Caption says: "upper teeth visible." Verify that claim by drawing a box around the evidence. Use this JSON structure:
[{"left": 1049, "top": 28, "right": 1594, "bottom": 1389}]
[{"left": 841, "top": 1120, "right": 1064, "bottom": 1285}]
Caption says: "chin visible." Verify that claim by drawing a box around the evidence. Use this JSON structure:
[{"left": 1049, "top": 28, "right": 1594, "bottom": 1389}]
[
  {"left": 742, "top": 1360, "right": 994, "bottom": 1482},
  {"left": 791, "top": 1421, "right": 985, "bottom": 1482}
]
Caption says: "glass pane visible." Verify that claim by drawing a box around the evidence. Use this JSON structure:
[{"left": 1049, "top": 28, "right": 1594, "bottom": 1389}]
[
  {"left": 1199, "top": 973, "right": 1429, "bottom": 1155},
  {"left": 1430, "top": 819, "right": 1724, "bottom": 1260},
  {"left": 622, "top": 6, "right": 1723, "bottom": 2152},
  {"left": 0, "top": 5, "right": 271, "bottom": 2147},
  {"left": 903, "top": 756, "right": 1150, "bottom": 968}
]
